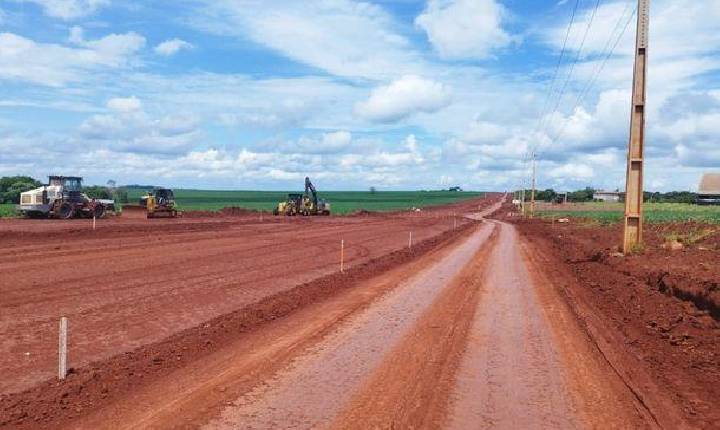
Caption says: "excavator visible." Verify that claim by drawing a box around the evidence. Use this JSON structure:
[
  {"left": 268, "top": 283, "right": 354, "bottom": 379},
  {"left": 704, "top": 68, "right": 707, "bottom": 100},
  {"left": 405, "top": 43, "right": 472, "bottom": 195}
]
[{"left": 274, "top": 177, "right": 330, "bottom": 216}]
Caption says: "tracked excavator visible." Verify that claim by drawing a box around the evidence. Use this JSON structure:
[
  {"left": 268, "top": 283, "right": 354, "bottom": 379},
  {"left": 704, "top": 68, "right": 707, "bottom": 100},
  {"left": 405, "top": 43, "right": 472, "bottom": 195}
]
[{"left": 274, "top": 177, "right": 330, "bottom": 216}]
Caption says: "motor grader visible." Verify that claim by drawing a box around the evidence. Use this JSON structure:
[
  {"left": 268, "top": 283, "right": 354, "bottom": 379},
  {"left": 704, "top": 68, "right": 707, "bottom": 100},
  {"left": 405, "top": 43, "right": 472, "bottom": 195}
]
[
  {"left": 17, "top": 176, "right": 114, "bottom": 219},
  {"left": 274, "top": 177, "right": 330, "bottom": 216}
]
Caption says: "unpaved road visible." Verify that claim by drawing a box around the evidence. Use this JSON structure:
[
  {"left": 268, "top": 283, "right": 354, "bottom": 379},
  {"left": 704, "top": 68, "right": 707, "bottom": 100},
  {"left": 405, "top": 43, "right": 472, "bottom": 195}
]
[{"left": 49, "top": 201, "right": 668, "bottom": 429}]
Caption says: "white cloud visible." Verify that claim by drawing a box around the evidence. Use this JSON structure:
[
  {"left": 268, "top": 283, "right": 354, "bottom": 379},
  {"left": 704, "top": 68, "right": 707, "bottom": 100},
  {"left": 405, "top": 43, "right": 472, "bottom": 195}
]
[
  {"left": 416, "top": 0, "right": 515, "bottom": 59},
  {"left": 107, "top": 96, "right": 141, "bottom": 112},
  {"left": 17, "top": 0, "right": 110, "bottom": 20},
  {"left": 355, "top": 75, "right": 452, "bottom": 123},
  {"left": 187, "top": 0, "right": 424, "bottom": 80},
  {"left": 78, "top": 97, "right": 200, "bottom": 154},
  {"left": 0, "top": 30, "right": 144, "bottom": 86},
  {"left": 154, "top": 38, "right": 193, "bottom": 56}
]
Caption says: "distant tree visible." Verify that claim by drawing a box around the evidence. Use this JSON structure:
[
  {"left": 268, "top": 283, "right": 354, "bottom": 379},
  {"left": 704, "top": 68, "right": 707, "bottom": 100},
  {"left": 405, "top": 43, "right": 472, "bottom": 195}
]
[
  {"left": 107, "top": 179, "right": 117, "bottom": 189},
  {"left": 369, "top": 186, "right": 377, "bottom": 194},
  {"left": 0, "top": 176, "right": 41, "bottom": 203},
  {"left": 114, "top": 188, "right": 129, "bottom": 203},
  {"left": 83, "top": 185, "right": 112, "bottom": 199}
]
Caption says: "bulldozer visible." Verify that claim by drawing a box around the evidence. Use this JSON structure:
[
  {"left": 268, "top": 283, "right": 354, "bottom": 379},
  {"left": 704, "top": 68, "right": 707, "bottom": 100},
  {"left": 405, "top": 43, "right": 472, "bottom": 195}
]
[
  {"left": 122, "top": 188, "right": 178, "bottom": 218},
  {"left": 274, "top": 177, "right": 330, "bottom": 216},
  {"left": 145, "top": 188, "right": 178, "bottom": 218},
  {"left": 17, "top": 176, "right": 115, "bottom": 219}
]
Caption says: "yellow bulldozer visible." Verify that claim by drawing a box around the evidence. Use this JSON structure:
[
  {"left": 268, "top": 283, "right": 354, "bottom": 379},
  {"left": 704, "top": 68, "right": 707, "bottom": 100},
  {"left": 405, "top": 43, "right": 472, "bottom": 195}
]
[
  {"left": 123, "top": 188, "right": 178, "bottom": 218},
  {"left": 274, "top": 177, "right": 330, "bottom": 216}
]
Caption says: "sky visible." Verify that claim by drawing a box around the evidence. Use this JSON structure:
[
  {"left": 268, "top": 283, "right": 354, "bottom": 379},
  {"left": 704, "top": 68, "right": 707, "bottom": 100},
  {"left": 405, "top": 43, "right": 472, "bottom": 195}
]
[{"left": 0, "top": 0, "right": 718, "bottom": 191}]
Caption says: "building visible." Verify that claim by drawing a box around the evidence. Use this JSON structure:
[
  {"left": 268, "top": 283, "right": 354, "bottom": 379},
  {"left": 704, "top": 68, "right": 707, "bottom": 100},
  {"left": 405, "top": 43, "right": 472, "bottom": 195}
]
[
  {"left": 592, "top": 190, "right": 624, "bottom": 202},
  {"left": 697, "top": 173, "right": 720, "bottom": 205}
]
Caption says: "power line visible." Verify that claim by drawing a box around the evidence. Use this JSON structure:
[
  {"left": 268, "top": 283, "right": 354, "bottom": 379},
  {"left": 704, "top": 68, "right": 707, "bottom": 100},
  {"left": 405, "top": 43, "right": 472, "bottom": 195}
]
[
  {"left": 543, "top": 2, "right": 637, "bottom": 152},
  {"left": 534, "top": 0, "right": 581, "bottom": 136},
  {"left": 544, "top": 0, "right": 603, "bottom": 137}
]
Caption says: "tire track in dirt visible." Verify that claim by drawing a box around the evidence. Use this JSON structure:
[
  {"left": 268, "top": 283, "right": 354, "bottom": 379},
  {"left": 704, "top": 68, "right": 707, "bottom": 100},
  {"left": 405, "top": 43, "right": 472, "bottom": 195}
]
[
  {"left": 446, "top": 221, "right": 656, "bottom": 430},
  {"left": 200, "top": 222, "right": 497, "bottom": 430}
]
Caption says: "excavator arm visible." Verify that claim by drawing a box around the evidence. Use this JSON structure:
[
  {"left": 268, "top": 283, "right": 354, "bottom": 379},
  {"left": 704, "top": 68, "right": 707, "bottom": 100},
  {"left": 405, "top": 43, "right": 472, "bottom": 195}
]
[{"left": 305, "top": 177, "right": 318, "bottom": 207}]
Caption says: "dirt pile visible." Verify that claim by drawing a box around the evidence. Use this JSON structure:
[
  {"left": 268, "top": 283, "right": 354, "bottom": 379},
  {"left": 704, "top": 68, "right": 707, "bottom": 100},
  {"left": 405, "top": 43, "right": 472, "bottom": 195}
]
[{"left": 506, "top": 209, "right": 720, "bottom": 428}]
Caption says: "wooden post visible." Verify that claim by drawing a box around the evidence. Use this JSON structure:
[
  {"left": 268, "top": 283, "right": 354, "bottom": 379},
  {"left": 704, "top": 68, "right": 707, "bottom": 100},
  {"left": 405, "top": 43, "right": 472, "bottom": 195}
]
[
  {"left": 623, "top": 0, "right": 650, "bottom": 254},
  {"left": 92, "top": 214, "right": 96, "bottom": 231},
  {"left": 530, "top": 154, "right": 537, "bottom": 218},
  {"left": 340, "top": 239, "right": 344, "bottom": 273},
  {"left": 408, "top": 232, "right": 413, "bottom": 249},
  {"left": 58, "top": 317, "right": 68, "bottom": 380}
]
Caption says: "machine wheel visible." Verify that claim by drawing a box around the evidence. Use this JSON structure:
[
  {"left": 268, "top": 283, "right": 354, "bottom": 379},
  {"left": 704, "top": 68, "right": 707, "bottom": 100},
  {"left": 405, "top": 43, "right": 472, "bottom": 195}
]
[
  {"left": 93, "top": 204, "right": 106, "bottom": 219},
  {"left": 273, "top": 208, "right": 279, "bottom": 216},
  {"left": 57, "top": 203, "right": 75, "bottom": 219}
]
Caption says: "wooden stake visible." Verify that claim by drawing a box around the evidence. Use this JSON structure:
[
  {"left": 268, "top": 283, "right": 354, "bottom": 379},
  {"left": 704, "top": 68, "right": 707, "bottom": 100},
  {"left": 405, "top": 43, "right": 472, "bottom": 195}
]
[
  {"left": 92, "top": 214, "right": 96, "bottom": 231},
  {"left": 408, "top": 232, "right": 413, "bottom": 249},
  {"left": 340, "top": 239, "right": 345, "bottom": 273},
  {"left": 623, "top": 0, "right": 650, "bottom": 254},
  {"left": 58, "top": 317, "right": 68, "bottom": 380}
]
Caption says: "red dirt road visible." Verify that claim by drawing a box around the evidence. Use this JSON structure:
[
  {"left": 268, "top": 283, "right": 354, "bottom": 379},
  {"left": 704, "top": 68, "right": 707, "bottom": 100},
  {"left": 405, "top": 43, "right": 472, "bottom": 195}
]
[{"left": 1, "top": 197, "right": 700, "bottom": 429}]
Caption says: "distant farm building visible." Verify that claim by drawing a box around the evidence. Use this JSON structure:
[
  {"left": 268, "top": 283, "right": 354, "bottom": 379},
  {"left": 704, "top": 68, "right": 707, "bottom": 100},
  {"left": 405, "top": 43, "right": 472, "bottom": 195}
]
[
  {"left": 697, "top": 173, "right": 720, "bottom": 205},
  {"left": 593, "top": 190, "right": 624, "bottom": 202},
  {"left": 448, "top": 186, "right": 462, "bottom": 192}
]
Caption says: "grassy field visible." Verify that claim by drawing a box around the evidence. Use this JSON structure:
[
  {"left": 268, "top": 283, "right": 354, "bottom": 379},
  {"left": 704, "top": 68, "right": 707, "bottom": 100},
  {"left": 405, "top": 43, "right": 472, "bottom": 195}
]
[
  {"left": 125, "top": 189, "right": 485, "bottom": 215},
  {"left": 536, "top": 202, "right": 720, "bottom": 224},
  {"left": 0, "top": 204, "right": 15, "bottom": 217}
]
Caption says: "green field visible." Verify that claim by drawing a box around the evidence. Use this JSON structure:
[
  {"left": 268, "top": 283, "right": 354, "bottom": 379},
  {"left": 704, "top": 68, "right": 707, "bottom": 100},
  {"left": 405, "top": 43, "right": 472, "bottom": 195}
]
[
  {"left": 537, "top": 202, "right": 720, "bottom": 224},
  {"left": 125, "top": 189, "right": 485, "bottom": 215},
  {"left": 0, "top": 204, "right": 15, "bottom": 217}
]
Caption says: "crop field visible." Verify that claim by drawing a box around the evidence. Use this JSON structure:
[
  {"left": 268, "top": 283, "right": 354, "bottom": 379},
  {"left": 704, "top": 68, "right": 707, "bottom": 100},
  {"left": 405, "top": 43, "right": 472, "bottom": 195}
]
[
  {"left": 535, "top": 202, "right": 720, "bottom": 224},
  {"left": 125, "top": 189, "right": 485, "bottom": 214}
]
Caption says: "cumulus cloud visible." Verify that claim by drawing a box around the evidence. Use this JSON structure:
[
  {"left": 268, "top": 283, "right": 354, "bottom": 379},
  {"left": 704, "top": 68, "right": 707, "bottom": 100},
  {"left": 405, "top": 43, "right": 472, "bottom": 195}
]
[
  {"left": 78, "top": 97, "right": 200, "bottom": 154},
  {"left": 415, "top": 0, "right": 515, "bottom": 59},
  {"left": 17, "top": 0, "right": 110, "bottom": 20},
  {"left": 154, "top": 38, "right": 193, "bottom": 56},
  {"left": 0, "top": 29, "right": 144, "bottom": 86},
  {"left": 355, "top": 75, "right": 452, "bottom": 123}
]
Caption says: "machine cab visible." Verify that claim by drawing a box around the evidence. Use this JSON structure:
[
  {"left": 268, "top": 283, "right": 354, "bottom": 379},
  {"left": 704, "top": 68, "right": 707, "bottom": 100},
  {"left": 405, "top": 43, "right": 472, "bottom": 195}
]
[{"left": 49, "top": 176, "right": 82, "bottom": 191}]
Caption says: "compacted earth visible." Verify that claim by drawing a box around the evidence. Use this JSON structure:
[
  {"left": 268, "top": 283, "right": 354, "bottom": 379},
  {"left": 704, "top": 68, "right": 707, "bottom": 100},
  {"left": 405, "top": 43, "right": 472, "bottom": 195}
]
[
  {"left": 503, "top": 207, "right": 720, "bottom": 429},
  {"left": 1, "top": 196, "right": 716, "bottom": 429}
]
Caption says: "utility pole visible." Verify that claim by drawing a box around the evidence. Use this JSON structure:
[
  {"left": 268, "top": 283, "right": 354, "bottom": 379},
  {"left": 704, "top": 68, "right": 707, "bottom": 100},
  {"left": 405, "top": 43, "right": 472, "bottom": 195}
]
[
  {"left": 530, "top": 152, "right": 537, "bottom": 218},
  {"left": 623, "top": 0, "right": 650, "bottom": 254}
]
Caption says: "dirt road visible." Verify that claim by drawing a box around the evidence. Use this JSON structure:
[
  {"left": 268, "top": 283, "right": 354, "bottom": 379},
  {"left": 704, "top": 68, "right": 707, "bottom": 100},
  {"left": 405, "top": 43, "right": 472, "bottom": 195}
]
[{"left": 31, "top": 203, "right": 669, "bottom": 429}]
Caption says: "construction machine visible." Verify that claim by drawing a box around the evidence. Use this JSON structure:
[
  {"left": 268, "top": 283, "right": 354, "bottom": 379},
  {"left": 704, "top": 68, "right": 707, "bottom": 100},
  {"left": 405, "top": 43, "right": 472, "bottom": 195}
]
[
  {"left": 274, "top": 177, "right": 330, "bottom": 216},
  {"left": 17, "top": 176, "right": 114, "bottom": 219},
  {"left": 145, "top": 188, "right": 178, "bottom": 218}
]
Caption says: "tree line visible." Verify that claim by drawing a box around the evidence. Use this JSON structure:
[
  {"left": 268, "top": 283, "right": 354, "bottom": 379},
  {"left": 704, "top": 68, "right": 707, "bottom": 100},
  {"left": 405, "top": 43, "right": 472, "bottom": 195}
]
[{"left": 516, "top": 187, "right": 699, "bottom": 204}]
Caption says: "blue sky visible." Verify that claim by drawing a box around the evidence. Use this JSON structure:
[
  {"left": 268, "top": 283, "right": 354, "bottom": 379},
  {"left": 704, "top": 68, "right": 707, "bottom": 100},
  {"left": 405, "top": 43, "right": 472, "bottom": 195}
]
[{"left": 0, "top": 0, "right": 718, "bottom": 191}]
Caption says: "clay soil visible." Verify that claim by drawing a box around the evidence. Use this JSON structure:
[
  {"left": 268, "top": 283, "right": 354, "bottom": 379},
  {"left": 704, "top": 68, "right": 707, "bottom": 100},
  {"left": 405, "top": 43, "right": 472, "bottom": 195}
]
[
  {"left": 501, "top": 206, "right": 720, "bottom": 429},
  {"left": 0, "top": 196, "right": 498, "bottom": 427}
]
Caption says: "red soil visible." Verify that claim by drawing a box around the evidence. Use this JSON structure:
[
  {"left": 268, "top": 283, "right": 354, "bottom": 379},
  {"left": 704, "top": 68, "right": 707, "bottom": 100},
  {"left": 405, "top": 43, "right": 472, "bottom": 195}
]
[
  {"left": 0, "top": 196, "right": 500, "bottom": 428},
  {"left": 502, "top": 208, "right": 720, "bottom": 428}
]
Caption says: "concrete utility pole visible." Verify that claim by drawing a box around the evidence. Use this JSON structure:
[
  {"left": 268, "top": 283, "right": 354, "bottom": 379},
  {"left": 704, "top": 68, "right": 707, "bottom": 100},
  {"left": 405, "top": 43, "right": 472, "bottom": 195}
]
[
  {"left": 530, "top": 153, "right": 537, "bottom": 218},
  {"left": 623, "top": 0, "right": 650, "bottom": 254}
]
